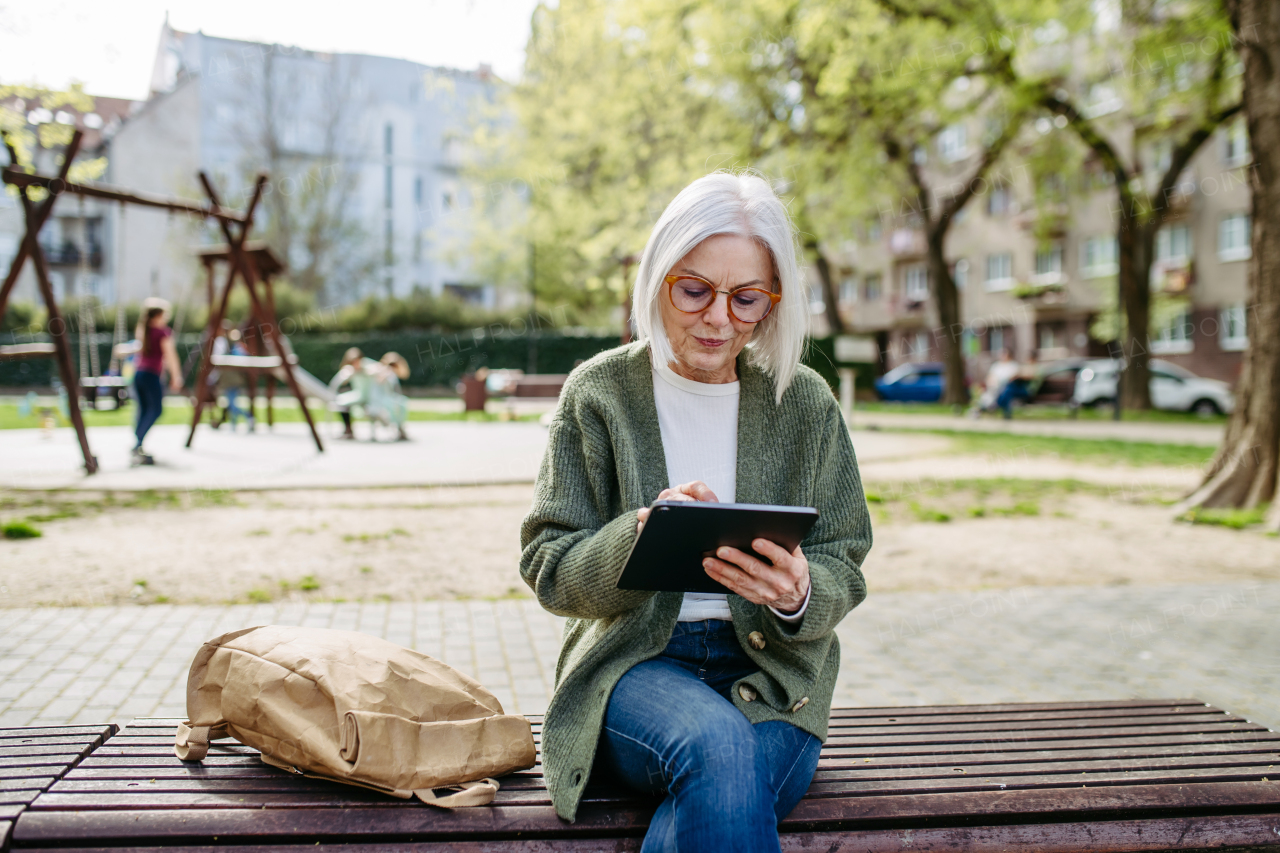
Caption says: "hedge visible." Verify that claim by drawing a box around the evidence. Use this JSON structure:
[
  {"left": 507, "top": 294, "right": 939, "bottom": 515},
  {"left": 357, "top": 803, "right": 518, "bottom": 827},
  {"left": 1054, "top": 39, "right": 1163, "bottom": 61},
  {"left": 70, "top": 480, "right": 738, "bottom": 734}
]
[{"left": 0, "top": 331, "right": 876, "bottom": 394}]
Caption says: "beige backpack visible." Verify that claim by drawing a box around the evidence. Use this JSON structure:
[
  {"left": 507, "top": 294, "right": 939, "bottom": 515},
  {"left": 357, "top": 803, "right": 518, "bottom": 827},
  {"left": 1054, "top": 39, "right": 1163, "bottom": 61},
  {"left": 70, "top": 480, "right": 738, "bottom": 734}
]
[{"left": 174, "top": 625, "right": 537, "bottom": 808}]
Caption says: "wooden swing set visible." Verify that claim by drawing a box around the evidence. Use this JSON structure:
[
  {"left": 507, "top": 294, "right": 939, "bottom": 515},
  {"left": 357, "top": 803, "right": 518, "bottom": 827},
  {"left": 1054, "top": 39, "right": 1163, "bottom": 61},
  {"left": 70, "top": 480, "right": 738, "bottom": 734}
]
[{"left": 0, "top": 129, "right": 323, "bottom": 475}]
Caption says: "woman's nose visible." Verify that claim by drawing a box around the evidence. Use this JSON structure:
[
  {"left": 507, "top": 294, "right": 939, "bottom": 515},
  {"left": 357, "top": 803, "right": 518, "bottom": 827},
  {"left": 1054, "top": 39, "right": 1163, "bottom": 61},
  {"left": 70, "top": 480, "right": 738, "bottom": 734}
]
[{"left": 702, "top": 292, "right": 732, "bottom": 326}]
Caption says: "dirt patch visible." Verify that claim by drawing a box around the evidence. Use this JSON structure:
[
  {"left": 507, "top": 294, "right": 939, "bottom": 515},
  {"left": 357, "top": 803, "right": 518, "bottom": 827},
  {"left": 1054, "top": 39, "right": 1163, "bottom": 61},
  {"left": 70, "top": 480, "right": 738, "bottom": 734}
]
[
  {"left": 1, "top": 480, "right": 1275, "bottom": 607},
  {"left": 0, "top": 485, "right": 534, "bottom": 607}
]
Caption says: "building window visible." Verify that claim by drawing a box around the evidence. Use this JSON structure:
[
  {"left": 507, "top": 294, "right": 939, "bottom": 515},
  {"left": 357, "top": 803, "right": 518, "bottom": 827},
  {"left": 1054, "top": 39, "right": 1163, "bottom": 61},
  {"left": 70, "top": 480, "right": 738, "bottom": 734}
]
[
  {"left": 987, "top": 184, "right": 1012, "bottom": 216},
  {"left": 904, "top": 263, "right": 929, "bottom": 303},
  {"left": 1034, "top": 243, "right": 1064, "bottom": 280},
  {"left": 1155, "top": 224, "right": 1191, "bottom": 264},
  {"left": 1223, "top": 119, "right": 1249, "bottom": 167},
  {"left": 864, "top": 274, "right": 882, "bottom": 301},
  {"left": 414, "top": 177, "right": 424, "bottom": 208},
  {"left": 984, "top": 253, "right": 1014, "bottom": 291},
  {"left": 1152, "top": 139, "right": 1173, "bottom": 175},
  {"left": 988, "top": 325, "right": 1008, "bottom": 353},
  {"left": 839, "top": 277, "right": 857, "bottom": 305},
  {"left": 1219, "top": 213, "right": 1251, "bottom": 262},
  {"left": 1219, "top": 303, "right": 1248, "bottom": 351},
  {"left": 1152, "top": 308, "right": 1193, "bottom": 354},
  {"left": 1081, "top": 235, "right": 1118, "bottom": 278},
  {"left": 938, "top": 123, "right": 968, "bottom": 162},
  {"left": 952, "top": 258, "right": 968, "bottom": 290},
  {"left": 1038, "top": 324, "right": 1060, "bottom": 351},
  {"left": 867, "top": 219, "right": 883, "bottom": 242}
]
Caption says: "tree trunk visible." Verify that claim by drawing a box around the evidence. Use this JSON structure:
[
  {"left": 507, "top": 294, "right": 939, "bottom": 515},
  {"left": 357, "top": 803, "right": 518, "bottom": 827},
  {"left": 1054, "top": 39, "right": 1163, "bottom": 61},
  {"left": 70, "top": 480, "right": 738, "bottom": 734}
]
[
  {"left": 806, "top": 238, "right": 847, "bottom": 336},
  {"left": 1116, "top": 203, "right": 1154, "bottom": 409},
  {"left": 1180, "top": 0, "right": 1280, "bottom": 528},
  {"left": 926, "top": 230, "right": 968, "bottom": 405}
]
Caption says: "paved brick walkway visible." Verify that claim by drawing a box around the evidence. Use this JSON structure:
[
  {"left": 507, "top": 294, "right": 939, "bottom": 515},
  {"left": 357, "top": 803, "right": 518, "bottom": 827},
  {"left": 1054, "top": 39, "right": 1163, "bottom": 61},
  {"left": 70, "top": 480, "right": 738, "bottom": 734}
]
[{"left": 2, "top": 582, "right": 1276, "bottom": 730}]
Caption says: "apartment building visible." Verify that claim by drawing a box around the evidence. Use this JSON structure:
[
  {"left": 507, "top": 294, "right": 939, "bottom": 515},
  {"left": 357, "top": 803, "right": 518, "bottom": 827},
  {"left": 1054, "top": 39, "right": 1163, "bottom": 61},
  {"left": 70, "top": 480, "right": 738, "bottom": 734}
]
[{"left": 828, "top": 115, "right": 1254, "bottom": 386}]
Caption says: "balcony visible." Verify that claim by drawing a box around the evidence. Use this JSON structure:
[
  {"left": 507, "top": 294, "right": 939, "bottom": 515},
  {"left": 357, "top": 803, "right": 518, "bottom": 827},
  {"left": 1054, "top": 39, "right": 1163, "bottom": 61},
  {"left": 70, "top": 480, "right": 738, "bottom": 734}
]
[
  {"left": 1012, "top": 276, "right": 1068, "bottom": 304},
  {"left": 1149, "top": 259, "right": 1193, "bottom": 295},
  {"left": 888, "top": 229, "right": 926, "bottom": 258}
]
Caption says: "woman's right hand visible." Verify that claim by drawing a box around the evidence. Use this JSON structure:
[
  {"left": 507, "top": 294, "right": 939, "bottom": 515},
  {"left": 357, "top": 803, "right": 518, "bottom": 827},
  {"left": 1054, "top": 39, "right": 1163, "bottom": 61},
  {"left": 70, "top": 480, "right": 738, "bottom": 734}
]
[{"left": 636, "top": 481, "right": 719, "bottom": 533}]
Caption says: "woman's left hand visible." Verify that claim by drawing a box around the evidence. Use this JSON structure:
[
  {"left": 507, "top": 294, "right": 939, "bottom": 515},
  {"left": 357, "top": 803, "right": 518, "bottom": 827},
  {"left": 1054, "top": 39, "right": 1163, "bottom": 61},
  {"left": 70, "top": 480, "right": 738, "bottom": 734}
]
[{"left": 703, "top": 539, "right": 810, "bottom": 614}]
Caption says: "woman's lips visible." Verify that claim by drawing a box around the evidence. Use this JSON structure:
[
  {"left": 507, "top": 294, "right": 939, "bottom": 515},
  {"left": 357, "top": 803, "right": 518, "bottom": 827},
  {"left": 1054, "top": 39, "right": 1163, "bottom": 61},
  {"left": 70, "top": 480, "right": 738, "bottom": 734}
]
[{"left": 695, "top": 337, "right": 728, "bottom": 348}]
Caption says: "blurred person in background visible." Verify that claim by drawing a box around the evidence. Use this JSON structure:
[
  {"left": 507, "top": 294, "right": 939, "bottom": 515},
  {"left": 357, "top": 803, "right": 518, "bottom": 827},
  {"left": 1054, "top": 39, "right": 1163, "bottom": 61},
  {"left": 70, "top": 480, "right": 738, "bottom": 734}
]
[
  {"left": 971, "top": 348, "right": 1019, "bottom": 418},
  {"left": 373, "top": 352, "right": 411, "bottom": 442},
  {"left": 131, "top": 297, "right": 183, "bottom": 465},
  {"left": 329, "top": 347, "right": 370, "bottom": 439},
  {"left": 996, "top": 350, "right": 1040, "bottom": 419}
]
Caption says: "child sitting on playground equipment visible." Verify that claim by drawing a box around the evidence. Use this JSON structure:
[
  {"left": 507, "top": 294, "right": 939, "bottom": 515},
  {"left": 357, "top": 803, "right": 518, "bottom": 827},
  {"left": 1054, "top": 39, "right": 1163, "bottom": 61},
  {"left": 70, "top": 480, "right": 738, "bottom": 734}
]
[{"left": 328, "top": 348, "right": 411, "bottom": 442}]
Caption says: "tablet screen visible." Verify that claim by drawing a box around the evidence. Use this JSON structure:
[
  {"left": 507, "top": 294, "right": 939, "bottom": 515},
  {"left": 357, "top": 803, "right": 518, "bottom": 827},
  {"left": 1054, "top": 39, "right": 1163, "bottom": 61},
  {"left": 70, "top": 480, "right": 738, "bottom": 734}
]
[{"left": 616, "top": 501, "right": 819, "bottom": 594}]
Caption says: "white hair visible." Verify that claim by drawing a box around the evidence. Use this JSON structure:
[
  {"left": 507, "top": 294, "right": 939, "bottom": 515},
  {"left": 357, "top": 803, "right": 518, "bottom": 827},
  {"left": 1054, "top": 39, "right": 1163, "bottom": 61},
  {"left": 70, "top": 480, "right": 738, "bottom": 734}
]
[{"left": 633, "top": 171, "right": 809, "bottom": 403}]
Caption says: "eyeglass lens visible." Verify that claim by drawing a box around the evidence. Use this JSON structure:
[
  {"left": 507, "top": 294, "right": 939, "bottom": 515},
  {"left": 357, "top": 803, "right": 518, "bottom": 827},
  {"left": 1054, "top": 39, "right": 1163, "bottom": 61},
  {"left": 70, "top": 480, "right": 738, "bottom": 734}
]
[{"left": 670, "top": 279, "right": 773, "bottom": 322}]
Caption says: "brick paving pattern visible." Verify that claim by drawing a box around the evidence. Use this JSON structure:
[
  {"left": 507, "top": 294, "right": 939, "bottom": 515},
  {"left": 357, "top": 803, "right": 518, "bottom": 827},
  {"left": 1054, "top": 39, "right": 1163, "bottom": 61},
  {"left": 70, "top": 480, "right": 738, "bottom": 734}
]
[{"left": 1, "top": 581, "right": 1276, "bottom": 730}]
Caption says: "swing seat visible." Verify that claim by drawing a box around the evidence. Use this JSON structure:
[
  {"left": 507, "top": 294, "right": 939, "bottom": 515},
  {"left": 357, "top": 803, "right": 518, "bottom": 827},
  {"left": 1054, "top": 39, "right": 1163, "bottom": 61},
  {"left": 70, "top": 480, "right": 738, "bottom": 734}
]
[
  {"left": 0, "top": 342, "right": 57, "bottom": 362},
  {"left": 210, "top": 354, "right": 297, "bottom": 370},
  {"left": 80, "top": 375, "right": 131, "bottom": 410}
]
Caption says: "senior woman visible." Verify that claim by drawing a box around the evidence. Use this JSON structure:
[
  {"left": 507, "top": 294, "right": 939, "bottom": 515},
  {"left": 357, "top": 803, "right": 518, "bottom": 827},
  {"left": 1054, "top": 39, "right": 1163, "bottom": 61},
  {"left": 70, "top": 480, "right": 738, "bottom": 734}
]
[{"left": 520, "top": 172, "right": 871, "bottom": 851}]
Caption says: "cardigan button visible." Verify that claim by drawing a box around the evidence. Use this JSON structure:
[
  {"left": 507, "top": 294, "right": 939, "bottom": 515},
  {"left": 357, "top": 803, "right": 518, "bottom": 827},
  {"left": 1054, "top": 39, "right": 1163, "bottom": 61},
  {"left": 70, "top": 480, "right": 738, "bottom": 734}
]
[
  {"left": 790, "top": 697, "right": 810, "bottom": 713},
  {"left": 738, "top": 683, "right": 757, "bottom": 703},
  {"left": 748, "top": 631, "right": 766, "bottom": 651}
]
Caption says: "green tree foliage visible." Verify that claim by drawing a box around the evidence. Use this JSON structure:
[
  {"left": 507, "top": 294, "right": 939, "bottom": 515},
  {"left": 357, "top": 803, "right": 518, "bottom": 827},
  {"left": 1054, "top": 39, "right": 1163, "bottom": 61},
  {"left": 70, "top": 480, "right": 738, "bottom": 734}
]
[
  {"left": 454, "top": 0, "right": 752, "bottom": 327},
  {"left": 0, "top": 83, "right": 107, "bottom": 187}
]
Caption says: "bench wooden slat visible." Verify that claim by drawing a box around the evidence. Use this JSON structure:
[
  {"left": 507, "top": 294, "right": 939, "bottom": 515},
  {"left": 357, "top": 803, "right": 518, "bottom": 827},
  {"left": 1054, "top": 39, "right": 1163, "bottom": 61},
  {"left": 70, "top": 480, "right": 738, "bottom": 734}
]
[
  {"left": 0, "top": 728, "right": 121, "bottom": 739},
  {"left": 15, "top": 779, "right": 1280, "bottom": 845},
  {"left": 46, "top": 762, "right": 1280, "bottom": 804},
  {"left": 824, "top": 698, "right": 1213, "bottom": 716},
  {"left": 17, "top": 815, "right": 1280, "bottom": 852},
  {"left": 103, "top": 713, "right": 1255, "bottom": 746},
  {"left": 0, "top": 781, "right": 56, "bottom": 793}
]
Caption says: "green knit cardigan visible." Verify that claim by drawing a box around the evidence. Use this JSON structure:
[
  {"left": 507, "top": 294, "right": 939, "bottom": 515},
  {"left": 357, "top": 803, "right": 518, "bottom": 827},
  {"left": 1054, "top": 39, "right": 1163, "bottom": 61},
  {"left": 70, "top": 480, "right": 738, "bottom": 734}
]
[{"left": 519, "top": 341, "right": 872, "bottom": 822}]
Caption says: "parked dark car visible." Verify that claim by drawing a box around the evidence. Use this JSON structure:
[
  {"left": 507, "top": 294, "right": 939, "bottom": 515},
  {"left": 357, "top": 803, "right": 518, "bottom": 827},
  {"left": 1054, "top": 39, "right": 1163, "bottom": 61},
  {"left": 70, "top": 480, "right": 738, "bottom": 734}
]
[{"left": 874, "top": 362, "right": 944, "bottom": 402}]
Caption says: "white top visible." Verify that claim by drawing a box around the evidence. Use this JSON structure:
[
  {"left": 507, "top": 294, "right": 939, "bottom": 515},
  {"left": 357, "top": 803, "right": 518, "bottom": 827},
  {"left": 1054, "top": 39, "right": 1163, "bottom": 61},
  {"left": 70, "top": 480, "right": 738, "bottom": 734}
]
[{"left": 651, "top": 363, "right": 809, "bottom": 624}]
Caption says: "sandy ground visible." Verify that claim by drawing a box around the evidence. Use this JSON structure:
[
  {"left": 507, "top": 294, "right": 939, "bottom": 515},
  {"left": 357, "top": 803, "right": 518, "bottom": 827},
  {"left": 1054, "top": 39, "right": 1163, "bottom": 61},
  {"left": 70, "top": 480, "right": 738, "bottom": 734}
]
[{"left": 2, "top": 468, "right": 1277, "bottom": 607}]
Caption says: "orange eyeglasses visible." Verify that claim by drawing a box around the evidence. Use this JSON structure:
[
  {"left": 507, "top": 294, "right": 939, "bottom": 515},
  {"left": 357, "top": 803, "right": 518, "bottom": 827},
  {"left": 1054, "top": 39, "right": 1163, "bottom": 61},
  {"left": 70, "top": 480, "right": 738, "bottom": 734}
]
[{"left": 663, "top": 275, "right": 781, "bottom": 324}]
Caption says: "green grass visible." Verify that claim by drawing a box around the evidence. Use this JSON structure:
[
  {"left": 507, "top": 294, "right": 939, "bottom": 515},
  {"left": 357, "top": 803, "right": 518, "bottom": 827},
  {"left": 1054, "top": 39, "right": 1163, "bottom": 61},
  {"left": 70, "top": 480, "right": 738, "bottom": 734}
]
[
  {"left": 908, "top": 502, "right": 951, "bottom": 523},
  {"left": 0, "top": 401, "right": 542, "bottom": 430},
  {"left": 1179, "top": 505, "right": 1270, "bottom": 530},
  {"left": 919, "top": 430, "right": 1217, "bottom": 469},
  {"left": 866, "top": 477, "right": 1180, "bottom": 526},
  {"left": 855, "top": 400, "right": 1227, "bottom": 424},
  {"left": 342, "top": 529, "right": 411, "bottom": 543},
  {"left": 2, "top": 520, "right": 42, "bottom": 539}
]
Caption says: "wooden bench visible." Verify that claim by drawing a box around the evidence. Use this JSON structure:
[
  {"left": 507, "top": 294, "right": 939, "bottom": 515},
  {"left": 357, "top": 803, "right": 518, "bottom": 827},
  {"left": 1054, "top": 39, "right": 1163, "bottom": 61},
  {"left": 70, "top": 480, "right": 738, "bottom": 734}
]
[
  {"left": 512, "top": 374, "right": 569, "bottom": 398},
  {"left": 0, "top": 725, "right": 115, "bottom": 853},
  {"left": 0, "top": 344, "right": 56, "bottom": 363},
  {"left": 7, "top": 700, "right": 1280, "bottom": 851}
]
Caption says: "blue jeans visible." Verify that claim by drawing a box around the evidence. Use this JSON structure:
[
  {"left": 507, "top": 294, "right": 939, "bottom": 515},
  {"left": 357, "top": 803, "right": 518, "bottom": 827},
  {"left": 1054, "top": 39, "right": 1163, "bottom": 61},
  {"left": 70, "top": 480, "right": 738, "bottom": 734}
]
[
  {"left": 133, "top": 370, "right": 164, "bottom": 447},
  {"left": 594, "top": 620, "right": 822, "bottom": 853},
  {"left": 997, "top": 378, "right": 1031, "bottom": 418}
]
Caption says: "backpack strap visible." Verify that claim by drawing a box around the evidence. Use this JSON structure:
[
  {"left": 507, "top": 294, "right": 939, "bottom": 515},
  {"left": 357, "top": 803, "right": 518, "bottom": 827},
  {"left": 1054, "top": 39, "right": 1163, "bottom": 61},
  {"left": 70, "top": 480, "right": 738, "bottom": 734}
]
[
  {"left": 414, "top": 778, "right": 501, "bottom": 808},
  {"left": 174, "top": 721, "right": 229, "bottom": 761}
]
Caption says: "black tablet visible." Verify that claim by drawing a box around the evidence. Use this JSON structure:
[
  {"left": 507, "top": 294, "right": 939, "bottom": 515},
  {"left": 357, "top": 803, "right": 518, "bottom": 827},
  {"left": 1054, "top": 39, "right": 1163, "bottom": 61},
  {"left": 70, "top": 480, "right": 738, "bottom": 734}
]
[{"left": 616, "top": 501, "right": 820, "bottom": 594}]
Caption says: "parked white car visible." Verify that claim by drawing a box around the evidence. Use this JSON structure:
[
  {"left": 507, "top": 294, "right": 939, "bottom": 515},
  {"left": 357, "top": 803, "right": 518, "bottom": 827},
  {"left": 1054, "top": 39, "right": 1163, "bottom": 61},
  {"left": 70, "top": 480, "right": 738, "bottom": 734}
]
[{"left": 1073, "top": 359, "right": 1235, "bottom": 415}]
